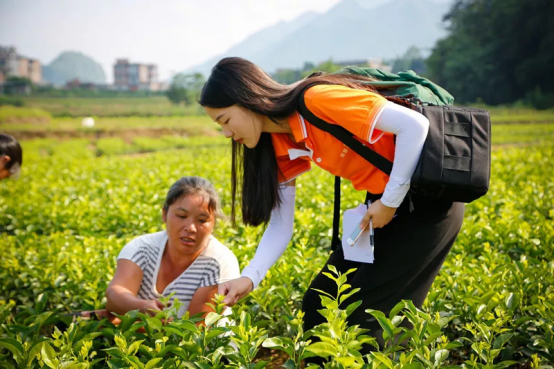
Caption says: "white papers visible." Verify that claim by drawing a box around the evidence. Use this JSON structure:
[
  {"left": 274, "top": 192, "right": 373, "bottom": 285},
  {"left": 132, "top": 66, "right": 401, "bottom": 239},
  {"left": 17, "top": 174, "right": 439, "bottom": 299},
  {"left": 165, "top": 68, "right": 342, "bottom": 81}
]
[{"left": 342, "top": 203, "right": 374, "bottom": 263}]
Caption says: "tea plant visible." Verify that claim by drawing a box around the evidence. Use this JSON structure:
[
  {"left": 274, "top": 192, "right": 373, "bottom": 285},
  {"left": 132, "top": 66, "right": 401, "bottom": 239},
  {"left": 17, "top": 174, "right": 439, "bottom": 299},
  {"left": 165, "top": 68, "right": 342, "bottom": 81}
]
[{"left": 1, "top": 136, "right": 553, "bottom": 367}]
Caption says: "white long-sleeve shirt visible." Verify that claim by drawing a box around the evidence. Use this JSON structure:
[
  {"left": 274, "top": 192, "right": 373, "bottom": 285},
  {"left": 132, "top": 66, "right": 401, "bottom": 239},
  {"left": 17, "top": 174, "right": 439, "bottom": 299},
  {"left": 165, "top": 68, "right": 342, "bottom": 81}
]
[{"left": 241, "top": 101, "right": 430, "bottom": 288}]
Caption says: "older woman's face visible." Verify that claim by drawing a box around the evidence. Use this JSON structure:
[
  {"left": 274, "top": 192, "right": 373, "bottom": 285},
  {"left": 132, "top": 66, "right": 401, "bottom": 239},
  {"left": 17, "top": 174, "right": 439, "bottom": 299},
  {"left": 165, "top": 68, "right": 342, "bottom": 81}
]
[{"left": 162, "top": 194, "right": 215, "bottom": 255}]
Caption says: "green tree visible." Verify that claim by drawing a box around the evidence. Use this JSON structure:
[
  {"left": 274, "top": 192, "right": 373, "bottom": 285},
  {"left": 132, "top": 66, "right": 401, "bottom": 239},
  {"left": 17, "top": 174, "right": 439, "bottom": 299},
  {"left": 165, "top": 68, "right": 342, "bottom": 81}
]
[
  {"left": 427, "top": 0, "right": 554, "bottom": 107},
  {"left": 272, "top": 69, "right": 300, "bottom": 84},
  {"left": 392, "top": 46, "right": 427, "bottom": 75},
  {"left": 271, "top": 60, "right": 343, "bottom": 84},
  {"left": 300, "top": 59, "right": 343, "bottom": 79},
  {"left": 4, "top": 76, "right": 34, "bottom": 95},
  {"left": 165, "top": 73, "right": 206, "bottom": 105},
  {"left": 302, "top": 61, "right": 315, "bottom": 71}
]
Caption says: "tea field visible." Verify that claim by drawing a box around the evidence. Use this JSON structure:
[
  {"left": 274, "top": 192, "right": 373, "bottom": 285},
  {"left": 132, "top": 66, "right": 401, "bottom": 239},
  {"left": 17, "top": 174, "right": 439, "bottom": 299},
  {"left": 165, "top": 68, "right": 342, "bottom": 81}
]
[
  {"left": 19, "top": 96, "right": 203, "bottom": 118},
  {"left": 0, "top": 107, "right": 220, "bottom": 140},
  {"left": 0, "top": 123, "right": 553, "bottom": 367}
]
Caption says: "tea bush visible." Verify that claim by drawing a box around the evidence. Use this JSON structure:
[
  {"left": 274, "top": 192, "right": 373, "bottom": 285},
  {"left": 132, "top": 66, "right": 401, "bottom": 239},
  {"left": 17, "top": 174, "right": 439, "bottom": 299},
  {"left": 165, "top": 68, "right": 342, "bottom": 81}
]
[{"left": 0, "top": 137, "right": 553, "bottom": 367}]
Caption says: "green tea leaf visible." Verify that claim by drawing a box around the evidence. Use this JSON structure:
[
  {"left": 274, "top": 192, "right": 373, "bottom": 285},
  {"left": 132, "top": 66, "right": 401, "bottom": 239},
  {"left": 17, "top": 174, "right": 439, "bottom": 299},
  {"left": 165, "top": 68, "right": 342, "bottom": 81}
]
[
  {"left": 40, "top": 342, "right": 59, "bottom": 369},
  {"left": 493, "top": 333, "right": 513, "bottom": 350},
  {"left": 253, "top": 361, "right": 268, "bottom": 369},
  {"left": 125, "top": 355, "right": 145, "bottom": 369},
  {"left": 434, "top": 349, "right": 449, "bottom": 365},
  {"left": 400, "top": 363, "right": 424, "bottom": 369},
  {"left": 306, "top": 342, "right": 338, "bottom": 357},
  {"left": 0, "top": 338, "right": 24, "bottom": 358},
  {"left": 205, "top": 312, "right": 222, "bottom": 326},
  {"left": 345, "top": 300, "right": 362, "bottom": 317},
  {"left": 145, "top": 317, "right": 163, "bottom": 331},
  {"left": 145, "top": 358, "right": 163, "bottom": 369},
  {"left": 127, "top": 339, "right": 144, "bottom": 356},
  {"left": 262, "top": 337, "right": 284, "bottom": 350}
]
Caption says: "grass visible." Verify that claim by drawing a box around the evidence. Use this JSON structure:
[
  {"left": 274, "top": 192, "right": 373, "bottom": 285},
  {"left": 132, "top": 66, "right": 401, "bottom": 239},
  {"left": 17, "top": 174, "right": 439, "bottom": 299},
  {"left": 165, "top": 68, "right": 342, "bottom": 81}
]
[
  {"left": 2, "top": 101, "right": 553, "bottom": 148},
  {"left": 0, "top": 115, "right": 215, "bottom": 132},
  {"left": 3, "top": 114, "right": 553, "bottom": 148},
  {"left": 491, "top": 123, "right": 554, "bottom": 144},
  {"left": 488, "top": 108, "right": 554, "bottom": 124},
  {"left": 21, "top": 96, "right": 204, "bottom": 117},
  {"left": 19, "top": 95, "right": 554, "bottom": 121},
  {"left": 22, "top": 136, "right": 229, "bottom": 158},
  {"left": 0, "top": 105, "right": 52, "bottom": 124}
]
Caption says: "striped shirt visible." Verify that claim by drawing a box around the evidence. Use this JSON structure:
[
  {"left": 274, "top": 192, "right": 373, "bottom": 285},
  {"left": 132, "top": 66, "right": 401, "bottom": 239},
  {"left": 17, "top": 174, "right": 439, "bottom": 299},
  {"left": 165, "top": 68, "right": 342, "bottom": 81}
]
[{"left": 117, "top": 231, "right": 240, "bottom": 317}]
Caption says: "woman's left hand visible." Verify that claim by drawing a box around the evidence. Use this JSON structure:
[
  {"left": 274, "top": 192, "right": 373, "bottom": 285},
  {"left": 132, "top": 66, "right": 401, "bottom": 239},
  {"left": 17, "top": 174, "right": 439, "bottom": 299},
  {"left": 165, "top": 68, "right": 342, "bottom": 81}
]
[{"left": 359, "top": 199, "right": 397, "bottom": 229}]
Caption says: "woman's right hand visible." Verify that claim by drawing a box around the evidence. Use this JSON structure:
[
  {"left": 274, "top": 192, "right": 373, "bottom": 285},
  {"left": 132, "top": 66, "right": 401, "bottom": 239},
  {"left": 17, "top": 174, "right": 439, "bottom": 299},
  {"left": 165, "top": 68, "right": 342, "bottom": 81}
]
[
  {"left": 139, "top": 299, "right": 166, "bottom": 316},
  {"left": 218, "top": 277, "right": 254, "bottom": 306}
]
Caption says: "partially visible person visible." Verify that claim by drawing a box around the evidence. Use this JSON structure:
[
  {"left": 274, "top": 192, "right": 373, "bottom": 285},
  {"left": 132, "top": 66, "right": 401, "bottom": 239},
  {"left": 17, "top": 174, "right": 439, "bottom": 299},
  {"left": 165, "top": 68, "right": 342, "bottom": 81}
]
[
  {"left": 0, "top": 133, "right": 22, "bottom": 180},
  {"left": 105, "top": 176, "right": 240, "bottom": 318}
]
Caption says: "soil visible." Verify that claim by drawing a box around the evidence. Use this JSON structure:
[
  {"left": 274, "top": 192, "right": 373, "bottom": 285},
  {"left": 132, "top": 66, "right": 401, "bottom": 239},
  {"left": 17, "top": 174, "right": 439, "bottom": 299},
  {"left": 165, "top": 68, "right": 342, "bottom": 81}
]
[{"left": 254, "top": 347, "right": 297, "bottom": 368}]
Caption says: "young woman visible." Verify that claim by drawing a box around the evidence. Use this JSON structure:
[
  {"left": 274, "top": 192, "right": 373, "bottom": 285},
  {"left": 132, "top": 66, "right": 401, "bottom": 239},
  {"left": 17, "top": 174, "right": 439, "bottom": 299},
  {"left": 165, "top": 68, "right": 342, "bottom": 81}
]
[
  {"left": 0, "top": 133, "right": 22, "bottom": 180},
  {"left": 199, "top": 57, "right": 465, "bottom": 348},
  {"left": 105, "top": 176, "right": 240, "bottom": 318}
]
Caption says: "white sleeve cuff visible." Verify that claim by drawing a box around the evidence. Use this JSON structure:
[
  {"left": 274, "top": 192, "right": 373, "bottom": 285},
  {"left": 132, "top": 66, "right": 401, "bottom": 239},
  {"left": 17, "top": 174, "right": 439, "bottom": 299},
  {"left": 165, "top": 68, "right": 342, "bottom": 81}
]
[{"left": 380, "top": 175, "right": 411, "bottom": 208}]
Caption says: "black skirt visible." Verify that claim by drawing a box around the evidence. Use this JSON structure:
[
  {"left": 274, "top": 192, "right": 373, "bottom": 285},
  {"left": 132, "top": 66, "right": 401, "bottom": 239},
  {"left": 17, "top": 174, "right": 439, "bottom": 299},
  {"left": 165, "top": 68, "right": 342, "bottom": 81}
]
[{"left": 301, "top": 193, "right": 465, "bottom": 346}]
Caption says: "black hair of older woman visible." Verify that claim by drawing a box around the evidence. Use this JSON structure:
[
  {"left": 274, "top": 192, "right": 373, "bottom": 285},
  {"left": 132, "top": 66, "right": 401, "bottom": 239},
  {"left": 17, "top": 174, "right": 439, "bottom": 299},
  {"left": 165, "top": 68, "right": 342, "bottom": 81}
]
[
  {"left": 163, "top": 176, "right": 225, "bottom": 223},
  {"left": 0, "top": 133, "right": 23, "bottom": 169}
]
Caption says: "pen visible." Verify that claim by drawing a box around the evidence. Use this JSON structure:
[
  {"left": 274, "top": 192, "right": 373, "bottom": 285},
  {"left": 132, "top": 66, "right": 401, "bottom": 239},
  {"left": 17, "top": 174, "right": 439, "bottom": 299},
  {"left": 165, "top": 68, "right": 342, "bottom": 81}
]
[
  {"left": 346, "top": 201, "right": 374, "bottom": 247},
  {"left": 369, "top": 219, "right": 374, "bottom": 251}
]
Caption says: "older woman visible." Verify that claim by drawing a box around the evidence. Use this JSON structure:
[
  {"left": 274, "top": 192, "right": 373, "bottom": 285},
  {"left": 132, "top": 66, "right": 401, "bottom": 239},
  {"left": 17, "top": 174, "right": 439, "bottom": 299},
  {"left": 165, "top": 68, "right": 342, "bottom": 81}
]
[{"left": 105, "top": 176, "right": 240, "bottom": 318}]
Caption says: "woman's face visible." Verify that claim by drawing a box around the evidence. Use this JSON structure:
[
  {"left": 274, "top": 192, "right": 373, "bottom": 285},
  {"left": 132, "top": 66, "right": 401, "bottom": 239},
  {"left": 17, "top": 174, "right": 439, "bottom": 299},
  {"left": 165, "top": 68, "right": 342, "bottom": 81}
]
[
  {"left": 0, "top": 156, "right": 13, "bottom": 180},
  {"left": 205, "top": 105, "right": 264, "bottom": 148},
  {"left": 162, "top": 193, "right": 215, "bottom": 256}
]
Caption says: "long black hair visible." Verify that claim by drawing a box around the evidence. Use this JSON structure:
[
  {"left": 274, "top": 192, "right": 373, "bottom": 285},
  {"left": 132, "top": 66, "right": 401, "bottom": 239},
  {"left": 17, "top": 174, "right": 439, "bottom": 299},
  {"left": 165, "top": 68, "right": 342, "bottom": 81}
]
[{"left": 199, "top": 57, "right": 377, "bottom": 227}]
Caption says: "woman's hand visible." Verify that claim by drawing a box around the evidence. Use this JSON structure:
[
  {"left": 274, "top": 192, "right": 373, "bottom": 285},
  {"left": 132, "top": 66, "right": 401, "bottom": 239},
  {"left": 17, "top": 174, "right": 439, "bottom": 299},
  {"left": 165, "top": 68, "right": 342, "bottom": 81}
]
[
  {"left": 139, "top": 299, "right": 167, "bottom": 316},
  {"left": 217, "top": 277, "right": 254, "bottom": 306},
  {"left": 359, "top": 199, "right": 397, "bottom": 229}
]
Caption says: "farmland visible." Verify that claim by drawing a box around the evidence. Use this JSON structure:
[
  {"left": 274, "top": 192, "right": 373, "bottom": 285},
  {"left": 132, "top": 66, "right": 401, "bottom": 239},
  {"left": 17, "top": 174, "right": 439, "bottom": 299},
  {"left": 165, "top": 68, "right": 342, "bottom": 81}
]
[
  {"left": 0, "top": 106, "right": 553, "bottom": 367},
  {"left": 18, "top": 96, "right": 203, "bottom": 118}
]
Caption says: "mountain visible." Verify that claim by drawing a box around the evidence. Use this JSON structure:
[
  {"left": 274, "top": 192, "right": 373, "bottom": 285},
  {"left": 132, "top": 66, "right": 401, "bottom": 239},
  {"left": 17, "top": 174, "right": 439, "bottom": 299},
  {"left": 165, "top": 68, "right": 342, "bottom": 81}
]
[
  {"left": 188, "top": 11, "right": 320, "bottom": 77},
  {"left": 42, "top": 51, "right": 106, "bottom": 85},
  {"left": 187, "top": 0, "right": 450, "bottom": 76}
]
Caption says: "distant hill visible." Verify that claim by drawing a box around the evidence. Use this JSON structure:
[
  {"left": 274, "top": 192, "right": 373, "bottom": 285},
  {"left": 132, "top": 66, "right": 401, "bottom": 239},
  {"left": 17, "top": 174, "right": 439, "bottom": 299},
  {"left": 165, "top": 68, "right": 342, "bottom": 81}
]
[
  {"left": 187, "top": 0, "right": 450, "bottom": 76},
  {"left": 188, "top": 11, "right": 320, "bottom": 77},
  {"left": 42, "top": 51, "right": 106, "bottom": 86}
]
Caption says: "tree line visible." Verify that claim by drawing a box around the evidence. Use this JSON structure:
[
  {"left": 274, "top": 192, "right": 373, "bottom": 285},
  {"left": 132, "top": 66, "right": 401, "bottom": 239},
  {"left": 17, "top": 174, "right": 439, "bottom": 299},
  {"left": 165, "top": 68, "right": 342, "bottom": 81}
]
[{"left": 427, "top": 0, "right": 553, "bottom": 108}]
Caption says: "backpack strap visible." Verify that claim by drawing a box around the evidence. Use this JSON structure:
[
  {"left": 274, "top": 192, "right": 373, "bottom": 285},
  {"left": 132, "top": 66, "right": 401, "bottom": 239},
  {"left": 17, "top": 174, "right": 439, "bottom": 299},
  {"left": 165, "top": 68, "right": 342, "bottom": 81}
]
[
  {"left": 297, "top": 85, "right": 394, "bottom": 175},
  {"left": 298, "top": 84, "right": 394, "bottom": 250},
  {"left": 332, "top": 176, "right": 341, "bottom": 250}
]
